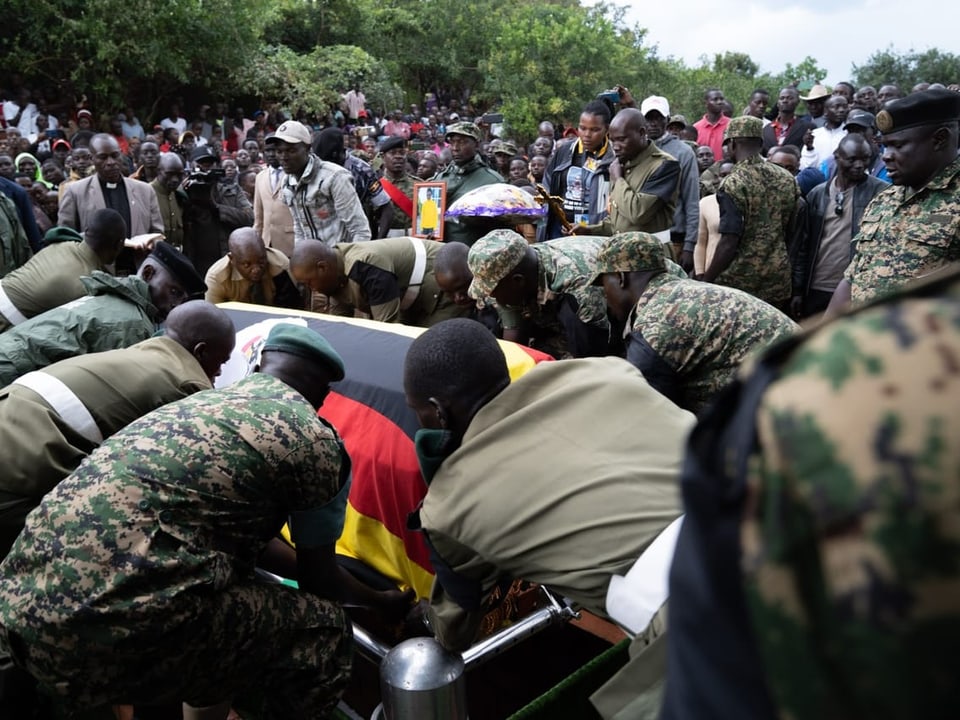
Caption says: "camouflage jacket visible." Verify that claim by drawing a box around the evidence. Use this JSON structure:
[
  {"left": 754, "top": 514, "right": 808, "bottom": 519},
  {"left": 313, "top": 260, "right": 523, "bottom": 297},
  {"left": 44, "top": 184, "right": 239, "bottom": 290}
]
[
  {"left": 844, "top": 155, "right": 960, "bottom": 305},
  {"left": 497, "top": 235, "right": 609, "bottom": 333},
  {"left": 627, "top": 273, "right": 797, "bottom": 414},
  {"left": 715, "top": 155, "right": 798, "bottom": 305},
  {"left": 0, "top": 373, "right": 348, "bottom": 665}
]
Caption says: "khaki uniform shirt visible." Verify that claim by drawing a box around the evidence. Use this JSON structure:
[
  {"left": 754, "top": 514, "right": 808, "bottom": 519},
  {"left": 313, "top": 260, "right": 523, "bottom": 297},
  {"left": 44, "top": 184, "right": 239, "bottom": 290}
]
[{"left": 204, "top": 247, "right": 293, "bottom": 306}]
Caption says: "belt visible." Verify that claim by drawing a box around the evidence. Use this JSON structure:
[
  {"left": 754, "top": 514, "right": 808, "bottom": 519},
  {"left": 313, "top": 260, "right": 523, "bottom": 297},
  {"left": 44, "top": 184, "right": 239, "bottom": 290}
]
[
  {"left": 13, "top": 372, "right": 103, "bottom": 445},
  {"left": 0, "top": 283, "right": 27, "bottom": 326},
  {"left": 399, "top": 237, "right": 427, "bottom": 311}
]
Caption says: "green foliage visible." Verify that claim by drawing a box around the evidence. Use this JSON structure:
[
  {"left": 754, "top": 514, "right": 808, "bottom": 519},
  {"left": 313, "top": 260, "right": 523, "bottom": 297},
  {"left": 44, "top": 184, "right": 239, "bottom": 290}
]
[
  {"left": 778, "top": 56, "right": 829, "bottom": 89},
  {"left": 4, "top": 0, "right": 277, "bottom": 110},
  {"left": 232, "top": 44, "right": 401, "bottom": 117},
  {"left": 482, "top": 2, "right": 655, "bottom": 138},
  {"left": 853, "top": 47, "right": 960, "bottom": 90}
]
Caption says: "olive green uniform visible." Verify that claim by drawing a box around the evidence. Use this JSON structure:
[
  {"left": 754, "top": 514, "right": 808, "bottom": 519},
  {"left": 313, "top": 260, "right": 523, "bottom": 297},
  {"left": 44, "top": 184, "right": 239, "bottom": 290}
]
[
  {"left": 331, "top": 237, "right": 470, "bottom": 327},
  {"left": 0, "top": 240, "right": 107, "bottom": 333},
  {"left": 0, "top": 336, "right": 211, "bottom": 557}
]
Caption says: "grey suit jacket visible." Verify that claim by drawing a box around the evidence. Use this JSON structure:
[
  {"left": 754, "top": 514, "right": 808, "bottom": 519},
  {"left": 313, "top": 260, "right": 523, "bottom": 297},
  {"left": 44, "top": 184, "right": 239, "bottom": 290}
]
[
  {"left": 58, "top": 175, "right": 164, "bottom": 237},
  {"left": 253, "top": 166, "right": 295, "bottom": 257}
]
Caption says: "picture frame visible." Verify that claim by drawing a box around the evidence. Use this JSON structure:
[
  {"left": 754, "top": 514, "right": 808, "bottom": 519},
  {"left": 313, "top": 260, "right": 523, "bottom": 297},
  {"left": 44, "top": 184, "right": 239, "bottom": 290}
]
[{"left": 412, "top": 181, "right": 446, "bottom": 241}]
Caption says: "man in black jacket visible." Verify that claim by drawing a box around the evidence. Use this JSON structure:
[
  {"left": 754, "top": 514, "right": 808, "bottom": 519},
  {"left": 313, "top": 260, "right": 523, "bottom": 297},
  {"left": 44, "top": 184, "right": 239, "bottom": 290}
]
[
  {"left": 762, "top": 87, "right": 815, "bottom": 156},
  {"left": 790, "top": 134, "right": 888, "bottom": 318}
]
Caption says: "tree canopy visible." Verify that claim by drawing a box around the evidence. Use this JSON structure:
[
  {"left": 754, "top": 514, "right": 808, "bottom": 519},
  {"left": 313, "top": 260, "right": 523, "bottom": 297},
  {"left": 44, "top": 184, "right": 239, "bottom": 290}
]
[{"left": 4, "top": 0, "right": 957, "bottom": 141}]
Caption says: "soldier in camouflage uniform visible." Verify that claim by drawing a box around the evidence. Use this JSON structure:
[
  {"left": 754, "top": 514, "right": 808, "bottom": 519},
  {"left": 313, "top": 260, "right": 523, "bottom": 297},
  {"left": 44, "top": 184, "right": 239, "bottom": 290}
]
[
  {"left": 662, "top": 263, "right": 960, "bottom": 720},
  {"left": 701, "top": 116, "right": 799, "bottom": 309},
  {"left": 831, "top": 88, "right": 960, "bottom": 311},
  {"left": 467, "top": 229, "right": 610, "bottom": 358},
  {"left": 0, "top": 324, "right": 411, "bottom": 718},
  {"left": 593, "top": 232, "right": 797, "bottom": 415},
  {"left": 0, "top": 301, "right": 235, "bottom": 559}
]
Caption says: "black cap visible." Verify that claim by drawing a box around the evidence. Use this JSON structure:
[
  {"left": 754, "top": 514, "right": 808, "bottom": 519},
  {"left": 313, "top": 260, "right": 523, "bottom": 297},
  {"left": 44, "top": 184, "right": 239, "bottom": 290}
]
[
  {"left": 190, "top": 145, "right": 217, "bottom": 163},
  {"left": 876, "top": 88, "right": 960, "bottom": 135},
  {"left": 379, "top": 136, "right": 405, "bottom": 153},
  {"left": 844, "top": 109, "right": 876, "bottom": 129},
  {"left": 149, "top": 241, "right": 207, "bottom": 298}
]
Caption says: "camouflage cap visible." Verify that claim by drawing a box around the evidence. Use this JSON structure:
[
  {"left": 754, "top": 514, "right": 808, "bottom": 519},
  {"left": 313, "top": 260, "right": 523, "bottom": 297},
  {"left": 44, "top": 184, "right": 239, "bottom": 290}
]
[
  {"left": 467, "top": 229, "right": 528, "bottom": 300},
  {"left": 493, "top": 140, "right": 518, "bottom": 156},
  {"left": 875, "top": 88, "right": 960, "bottom": 134},
  {"left": 590, "top": 232, "right": 667, "bottom": 285},
  {"left": 261, "top": 323, "right": 345, "bottom": 381},
  {"left": 445, "top": 121, "right": 482, "bottom": 143},
  {"left": 724, "top": 115, "right": 764, "bottom": 140}
]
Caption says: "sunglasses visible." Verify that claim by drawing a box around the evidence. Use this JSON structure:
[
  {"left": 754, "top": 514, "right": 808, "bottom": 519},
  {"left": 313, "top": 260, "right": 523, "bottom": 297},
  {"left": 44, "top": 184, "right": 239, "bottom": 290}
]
[{"left": 835, "top": 191, "right": 846, "bottom": 216}]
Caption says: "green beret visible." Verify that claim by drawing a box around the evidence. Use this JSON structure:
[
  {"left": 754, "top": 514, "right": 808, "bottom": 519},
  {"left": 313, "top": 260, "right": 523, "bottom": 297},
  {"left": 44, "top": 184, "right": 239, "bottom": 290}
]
[
  {"left": 467, "top": 229, "right": 528, "bottom": 300},
  {"left": 590, "top": 232, "right": 668, "bottom": 285},
  {"left": 876, "top": 88, "right": 960, "bottom": 135},
  {"left": 445, "top": 122, "right": 482, "bottom": 143},
  {"left": 261, "top": 324, "right": 345, "bottom": 381},
  {"left": 724, "top": 115, "right": 763, "bottom": 140},
  {"left": 44, "top": 226, "right": 83, "bottom": 245},
  {"left": 149, "top": 241, "right": 207, "bottom": 298}
]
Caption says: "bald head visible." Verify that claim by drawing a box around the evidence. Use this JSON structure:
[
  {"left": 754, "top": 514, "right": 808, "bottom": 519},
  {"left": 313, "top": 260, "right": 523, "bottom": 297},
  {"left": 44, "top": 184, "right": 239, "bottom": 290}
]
[
  {"left": 289, "top": 239, "right": 340, "bottom": 294},
  {"left": 434, "top": 241, "right": 469, "bottom": 276},
  {"left": 164, "top": 300, "right": 237, "bottom": 382},
  {"left": 608, "top": 108, "right": 649, "bottom": 164},
  {"left": 85, "top": 208, "right": 127, "bottom": 265},
  {"left": 227, "top": 228, "right": 269, "bottom": 283}
]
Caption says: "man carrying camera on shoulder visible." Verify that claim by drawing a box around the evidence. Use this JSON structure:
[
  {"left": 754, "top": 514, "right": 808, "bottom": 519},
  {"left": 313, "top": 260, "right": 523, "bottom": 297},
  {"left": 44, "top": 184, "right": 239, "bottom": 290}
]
[{"left": 182, "top": 145, "right": 254, "bottom": 276}]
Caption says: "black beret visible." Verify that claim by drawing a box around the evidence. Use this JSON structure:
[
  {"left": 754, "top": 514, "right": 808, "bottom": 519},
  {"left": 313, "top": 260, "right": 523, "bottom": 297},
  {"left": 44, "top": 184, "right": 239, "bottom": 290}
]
[
  {"left": 876, "top": 88, "right": 960, "bottom": 135},
  {"left": 379, "top": 136, "right": 406, "bottom": 153},
  {"left": 148, "top": 241, "right": 207, "bottom": 298}
]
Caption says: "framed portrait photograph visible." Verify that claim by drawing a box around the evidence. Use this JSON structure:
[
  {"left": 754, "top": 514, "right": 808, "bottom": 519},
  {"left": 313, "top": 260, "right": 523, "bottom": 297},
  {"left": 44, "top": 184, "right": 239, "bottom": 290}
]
[{"left": 412, "top": 182, "right": 446, "bottom": 241}]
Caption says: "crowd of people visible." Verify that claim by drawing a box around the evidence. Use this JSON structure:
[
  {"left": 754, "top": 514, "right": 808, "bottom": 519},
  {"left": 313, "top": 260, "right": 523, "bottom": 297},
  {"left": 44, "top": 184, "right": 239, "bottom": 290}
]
[{"left": 0, "top": 73, "right": 958, "bottom": 720}]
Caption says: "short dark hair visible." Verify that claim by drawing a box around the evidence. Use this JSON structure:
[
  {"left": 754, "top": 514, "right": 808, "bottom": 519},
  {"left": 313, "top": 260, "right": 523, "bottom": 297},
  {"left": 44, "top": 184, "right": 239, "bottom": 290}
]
[
  {"left": 769, "top": 144, "right": 801, "bottom": 160},
  {"left": 581, "top": 100, "right": 612, "bottom": 126},
  {"left": 751, "top": 89, "right": 769, "bottom": 98},
  {"left": 404, "top": 318, "right": 508, "bottom": 407}
]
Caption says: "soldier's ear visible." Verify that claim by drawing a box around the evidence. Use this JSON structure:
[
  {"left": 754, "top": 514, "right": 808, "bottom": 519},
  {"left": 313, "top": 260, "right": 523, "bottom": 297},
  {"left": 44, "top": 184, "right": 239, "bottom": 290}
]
[
  {"left": 931, "top": 126, "right": 950, "bottom": 151},
  {"left": 192, "top": 341, "right": 206, "bottom": 361}
]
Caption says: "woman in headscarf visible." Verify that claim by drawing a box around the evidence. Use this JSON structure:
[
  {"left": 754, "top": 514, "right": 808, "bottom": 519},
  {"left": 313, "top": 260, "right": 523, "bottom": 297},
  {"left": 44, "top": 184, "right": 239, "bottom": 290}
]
[{"left": 15, "top": 152, "right": 51, "bottom": 189}]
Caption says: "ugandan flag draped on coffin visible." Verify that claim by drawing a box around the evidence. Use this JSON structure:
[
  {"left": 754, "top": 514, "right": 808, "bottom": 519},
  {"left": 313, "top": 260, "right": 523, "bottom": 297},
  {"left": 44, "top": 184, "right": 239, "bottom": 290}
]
[{"left": 218, "top": 303, "right": 553, "bottom": 599}]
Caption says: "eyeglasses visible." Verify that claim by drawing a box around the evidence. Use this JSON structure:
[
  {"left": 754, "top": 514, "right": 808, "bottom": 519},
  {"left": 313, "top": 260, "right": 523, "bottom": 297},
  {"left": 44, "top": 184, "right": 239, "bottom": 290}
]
[{"left": 835, "top": 191, "right": 846, "bottom": 216}]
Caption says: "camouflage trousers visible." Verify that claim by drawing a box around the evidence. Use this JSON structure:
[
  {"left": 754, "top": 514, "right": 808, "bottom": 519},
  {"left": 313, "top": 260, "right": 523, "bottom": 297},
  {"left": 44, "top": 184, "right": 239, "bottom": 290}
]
[{"left": 0, "top": 580, "right": 353, "bottom": 719}]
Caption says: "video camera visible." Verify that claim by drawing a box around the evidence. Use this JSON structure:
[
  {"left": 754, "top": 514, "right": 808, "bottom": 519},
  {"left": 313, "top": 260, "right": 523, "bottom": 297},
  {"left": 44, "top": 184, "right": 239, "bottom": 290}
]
[{"left": 185, "top": 168, "right": 226, "bottom": 186}]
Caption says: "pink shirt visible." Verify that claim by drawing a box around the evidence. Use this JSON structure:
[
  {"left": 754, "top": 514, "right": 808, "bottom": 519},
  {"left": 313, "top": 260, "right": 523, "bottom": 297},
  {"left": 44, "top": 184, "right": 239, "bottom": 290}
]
[{"left": 693, "top": 114, "right": 731, "bottom": 161}]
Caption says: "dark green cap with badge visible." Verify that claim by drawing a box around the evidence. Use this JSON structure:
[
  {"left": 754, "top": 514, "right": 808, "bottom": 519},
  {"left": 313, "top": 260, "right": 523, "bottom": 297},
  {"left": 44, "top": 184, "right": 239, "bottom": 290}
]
[
  {"left": 149, "top": 241, "right": 207, "bottom": 298},
  {"left": 875, "top": 88, "right": 960, "bottom": 135},
  {"left": 724, "top": 115, "right": 763, "bottom": 140},
  {"left": 261, "top": 324, "right": 346, "bottom": 381},
  {"left": 467, "top": 229, "right": 528, "bottom": 300},
  {"left": 590, "top": 232, "right": 667, "bottom": 285},
  {"left": 445, "top": 121, "right": 482, "bottom": 143}
]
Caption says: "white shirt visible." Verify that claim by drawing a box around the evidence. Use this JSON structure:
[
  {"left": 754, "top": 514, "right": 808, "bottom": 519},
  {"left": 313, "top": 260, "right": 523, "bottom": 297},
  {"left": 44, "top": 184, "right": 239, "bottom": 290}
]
[{"left": 800, "top": 125, "right": 847, "bottom": 170}]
